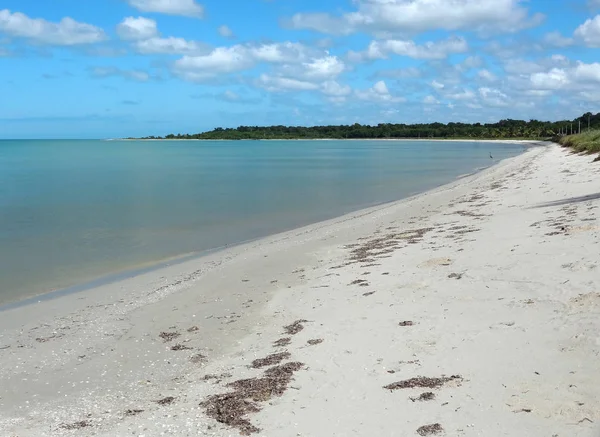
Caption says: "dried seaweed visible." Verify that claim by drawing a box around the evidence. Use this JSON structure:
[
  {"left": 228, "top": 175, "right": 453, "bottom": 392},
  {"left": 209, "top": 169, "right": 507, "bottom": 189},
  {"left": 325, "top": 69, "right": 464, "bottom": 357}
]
[
  {"left": 273, "top": 337, "right": 291, "bottom": 347},
  {"left": 159, "top": 331, "right": 181, "bottom": 342},
  {"left": 251, "top": 352, "right": 291, "bottom": 369},
  {"left": 60, "top": 421, "right": 91, "bottom": 430},
  {"left": 347, "top": 228, "right": 433, "bottom": 264},
  {"left": 124, "top": 409, "right": 144, "bottom": 416},
  {"left": 171, "top": 343, "right": 192, "bottom": 351},
  {"left": 410, "top": 392, "right": 436, "bottom": 402},
  {"left": 384, "top": 375, "right": 461, "bottom": 390},
  {"left": 417, "top": 423, "right": 444, "bottom": 436},
  {"left": 398, "top": 321, "right": 414, "bottom": 326},
  {"left": 307, "top": 339, "right": 324, "bottom": 346},
  {"left": 284, "top": 320, "right": 308, "bottom": 335},
  {"left": 201, "top": 362, "right": 304, "bottom": 435},
  {"left": 156, "top": 396, "right": 175, "bottom": 405}
]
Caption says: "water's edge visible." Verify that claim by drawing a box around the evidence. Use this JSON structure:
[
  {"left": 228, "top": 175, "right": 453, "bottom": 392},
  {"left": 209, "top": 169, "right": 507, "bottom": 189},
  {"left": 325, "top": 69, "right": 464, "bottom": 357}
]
[{"left": 0, "top": 142, "right": 545, "bottom": 312}]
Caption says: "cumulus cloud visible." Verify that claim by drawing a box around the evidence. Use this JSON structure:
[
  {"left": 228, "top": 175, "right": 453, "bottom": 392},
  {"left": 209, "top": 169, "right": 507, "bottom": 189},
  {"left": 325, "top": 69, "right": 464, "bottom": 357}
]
[
  {"left": 350, "top": 36, "right": 467, "bottom": 61},
  {"left": 356, "top": 80, "right": 405, "bottom": 102},
  {"left": 218, "top": 25, "right": 234, "bottom": 38},
  {"left": 321, "top": 80, "right": 352, "bottom": 97},
  {"left": 258, "top": 74, "right": 320, "bottom": 92},
  {"left": 116, "top": 16, "right": 207, "bottom": 54},
  {"left": 528, "top": 62, "right": 600, "bottom": 93},
  {"left": 423, "top": 95, "right": 440, "bottom": 104},
  {"left": 126, "top": 0, "right": 204, "bottom": 18},
  {"left": 286, "top": 0, "right": 543, "bottom": 36},
  {"left": 543, "top": 31, "right": 573, "bottom": 47},
  {"left": 117, "top": 17, "right": 158, "bottom": 40},
  {"left": 478, "top": 87, "right": 509, "bottom": 107},
  {"left": 477, "top": 69, "right": 497, "bottom": 81},
  {"left": 90, "top": 66, "right": 150, "bottom": 82},
  {"left": 173, "top": 42, "right": 326, "bottom": 81},
  {"left": 0, "top": 9, "right": 105, "bottom": 45},
  {"left": 134, "top": 36, "right": 208, "bottom": 55},
  {"left": 574, "top": 15, "right": 600, "bottom": 47}
]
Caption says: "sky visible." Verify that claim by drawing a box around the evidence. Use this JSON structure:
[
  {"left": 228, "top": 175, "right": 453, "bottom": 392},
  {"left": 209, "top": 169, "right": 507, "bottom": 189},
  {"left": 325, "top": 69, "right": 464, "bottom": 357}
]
[{"left": 1, "top": 0, "right": 600, "bottom": 139}]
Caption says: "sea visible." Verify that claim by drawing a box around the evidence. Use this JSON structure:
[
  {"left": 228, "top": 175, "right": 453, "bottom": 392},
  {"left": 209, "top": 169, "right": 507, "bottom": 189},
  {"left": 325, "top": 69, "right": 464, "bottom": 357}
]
[{"left": 0, "top": 139, "right": 527, "bottom": 305}]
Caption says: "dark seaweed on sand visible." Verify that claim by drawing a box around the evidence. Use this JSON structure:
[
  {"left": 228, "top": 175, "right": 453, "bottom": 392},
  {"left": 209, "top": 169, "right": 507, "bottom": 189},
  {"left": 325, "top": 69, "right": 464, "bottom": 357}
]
[
  {"left": 417, "top": 423, "right": 444, "bottom": 436},
  {"left": 201, "top": 362, "right": 304, "bottom": 435},
  {"left": 251, "top": 352, "right": 291, "bottom": 369},
  {"left": 283, "top": 320, "right": 308, "bottom": 335},
  {"left": 384, "top": 375, "right": 461, "bottom": 390}
]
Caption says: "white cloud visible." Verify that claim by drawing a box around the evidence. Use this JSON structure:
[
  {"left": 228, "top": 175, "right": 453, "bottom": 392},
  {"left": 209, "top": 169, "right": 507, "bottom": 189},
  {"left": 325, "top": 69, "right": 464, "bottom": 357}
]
[
  {"left": 572, "top": 61, "right": 600, "bottom": 82},
  {"left": 461, "top": 56, "right": 483, "bottom": 70},
  {"left": 174, "top": 46, "right": 252, "bottom": 80},
  {"left": 90, "top": 67, "right": 150, "bottom": 82},
  {"left": 0, "top": 9, "right": 106, "bottom": 45},
  {"left": 478, "top": 87, "right": 509, "bottom": 107},
  {"left": 351, "top": 36, "right": 467, "bottom": 61},
  {"left": 248, "top": 42, "right": 311, "bottom": 63},
  {"left": 423, "top": 95, "right": 440, "bottom": 104},
  {"left": 173, "top": 42, "right": 319, "bottom": 81},
  {"left": 530, "top": 68, "right": 570, "bottom": 90},
  {"left": 574, "top": 15, "right": 600, "bottom": 47},
  {"left": 543, "top": 31, "right": 573, "bottom": 47},
  {"left": 446, "top": 89, "right": 476, "bottom": 101},
  {"left": 478, "top": 69, "right": 497, "bottom": 81},
  {"left": 524, "top": 61, "right": 600, "bottom": 97},
  {"left": 116, "top": 17, "right": 158, "bottom": 41},
  {"left": 258, "top": 74, "right": 320, "bottom": 92},
  {"left": 116, "top": 16, "right": 206, "bottom": 55},
  {"left": 218, "top": 25, "right": 234, "bottom": 38},
  {"left": 300, "top": 55, "right": 345, "bottom": 79},
  {"left": 321, "top": 80, "right": 352, "bottom": 97},
  {"left": 287, "top": 0, "right": 543, "bottom": 35},
  {"left": 135, "top": 36, "right": 208, "bottom": 55},
  {"left": 431, "top": 80, "right": 445, "bottom": 90},
  {"left": 356, "top": 80, "right": 405, "bottom": 102},
  {"left": 504, "top": 55, "right": 569, "bottom": 75},
  {"left": 126, "top": 0, "right": 204, "bottom": 18}
]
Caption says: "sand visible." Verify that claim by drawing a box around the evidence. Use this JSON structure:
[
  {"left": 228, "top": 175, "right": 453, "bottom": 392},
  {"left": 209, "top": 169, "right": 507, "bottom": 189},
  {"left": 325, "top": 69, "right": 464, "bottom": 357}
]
[{"left": 1, "top": 142, "right": 599, "bottom": 437}]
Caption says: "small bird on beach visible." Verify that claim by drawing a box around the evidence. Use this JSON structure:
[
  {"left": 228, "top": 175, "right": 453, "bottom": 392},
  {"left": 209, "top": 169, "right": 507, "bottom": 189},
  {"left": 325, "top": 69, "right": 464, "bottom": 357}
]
[{"left": 489, "top": 152, "right": 493, "bottom": 159}]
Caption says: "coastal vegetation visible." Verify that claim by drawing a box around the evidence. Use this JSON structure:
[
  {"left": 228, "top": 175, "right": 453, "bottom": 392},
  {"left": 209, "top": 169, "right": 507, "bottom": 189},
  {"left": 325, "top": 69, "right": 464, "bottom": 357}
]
[
  {"left": 558, "top": 130, "right": 600, "bottom": 159},
  {"left": 139, "top": 112, "right": 600, "bottom": 141}
]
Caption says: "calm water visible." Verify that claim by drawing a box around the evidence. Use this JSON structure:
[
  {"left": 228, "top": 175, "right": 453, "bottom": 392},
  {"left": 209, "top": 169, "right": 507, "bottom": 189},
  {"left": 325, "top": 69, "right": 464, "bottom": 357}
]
[{"left": 0, "top": 139, "right": 526, "bottom": 304}]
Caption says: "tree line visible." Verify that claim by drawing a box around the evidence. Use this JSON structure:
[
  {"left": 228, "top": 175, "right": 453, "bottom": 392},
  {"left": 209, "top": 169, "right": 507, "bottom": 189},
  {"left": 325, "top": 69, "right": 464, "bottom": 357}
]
[{"left": 138, "top": 112, "right": 600, "bottom": 140}]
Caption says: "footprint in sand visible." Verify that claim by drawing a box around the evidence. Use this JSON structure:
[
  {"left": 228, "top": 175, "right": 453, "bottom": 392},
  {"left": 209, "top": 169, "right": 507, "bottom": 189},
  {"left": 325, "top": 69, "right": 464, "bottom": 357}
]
[{"left": 568, "top": 293, "right": 600, "bottom": 313}]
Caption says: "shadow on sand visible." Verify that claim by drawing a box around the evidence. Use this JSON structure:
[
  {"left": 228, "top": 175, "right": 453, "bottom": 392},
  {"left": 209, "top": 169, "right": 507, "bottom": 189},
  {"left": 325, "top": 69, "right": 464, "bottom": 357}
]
[{"left": 533, "top": 192, "right": 600, "bottom": 208}]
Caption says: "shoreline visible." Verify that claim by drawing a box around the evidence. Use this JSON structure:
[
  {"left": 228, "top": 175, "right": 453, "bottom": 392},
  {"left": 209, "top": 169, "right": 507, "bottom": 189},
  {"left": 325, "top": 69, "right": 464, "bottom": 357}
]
[
  {"left": 0, "top": 143, "right": 532, "bottom": 311},
  {"left": 2, "top": 141, "right": 599, "bottom": 436},
  {"left": 115, "top": 138, "right": 545, "bottom": 143}
]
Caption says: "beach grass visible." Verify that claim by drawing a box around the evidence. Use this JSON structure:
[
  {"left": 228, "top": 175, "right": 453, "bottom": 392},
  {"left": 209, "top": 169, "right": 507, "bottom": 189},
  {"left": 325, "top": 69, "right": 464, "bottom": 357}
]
[{"left": 558, "top": 130, "right": 600, "bottom": 158}]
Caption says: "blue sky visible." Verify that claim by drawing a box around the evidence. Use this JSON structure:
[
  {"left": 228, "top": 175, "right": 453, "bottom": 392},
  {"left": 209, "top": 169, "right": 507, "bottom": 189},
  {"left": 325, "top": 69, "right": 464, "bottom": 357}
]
[{"left": 1, "top": 0, "right": 600, "bottom": 138}]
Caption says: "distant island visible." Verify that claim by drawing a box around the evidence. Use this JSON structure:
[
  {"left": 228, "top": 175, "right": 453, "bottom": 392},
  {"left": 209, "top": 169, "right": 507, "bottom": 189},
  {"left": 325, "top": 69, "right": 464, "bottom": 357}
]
[{"left": 134, "top": 112, "right": 600, "bottom": 141}]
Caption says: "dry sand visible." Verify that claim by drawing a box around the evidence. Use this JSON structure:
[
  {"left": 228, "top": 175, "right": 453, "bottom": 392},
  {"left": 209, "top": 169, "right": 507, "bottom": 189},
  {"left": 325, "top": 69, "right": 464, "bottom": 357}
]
[{"left": 1, "top": 142, "right": 599, "bottom": 437}]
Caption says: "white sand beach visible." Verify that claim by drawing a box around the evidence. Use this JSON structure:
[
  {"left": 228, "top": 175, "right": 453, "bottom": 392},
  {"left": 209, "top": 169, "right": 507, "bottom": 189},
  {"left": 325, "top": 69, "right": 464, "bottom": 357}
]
[{"left": 1, "top": 142, "right": 599, "bottom": 437}]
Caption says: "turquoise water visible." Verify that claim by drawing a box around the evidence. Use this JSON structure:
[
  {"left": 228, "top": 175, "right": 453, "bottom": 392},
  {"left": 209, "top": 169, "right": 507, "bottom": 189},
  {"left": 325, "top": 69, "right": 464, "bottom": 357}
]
[{"left": 0, "top": 139, "right": 526, "bottom": 304}]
